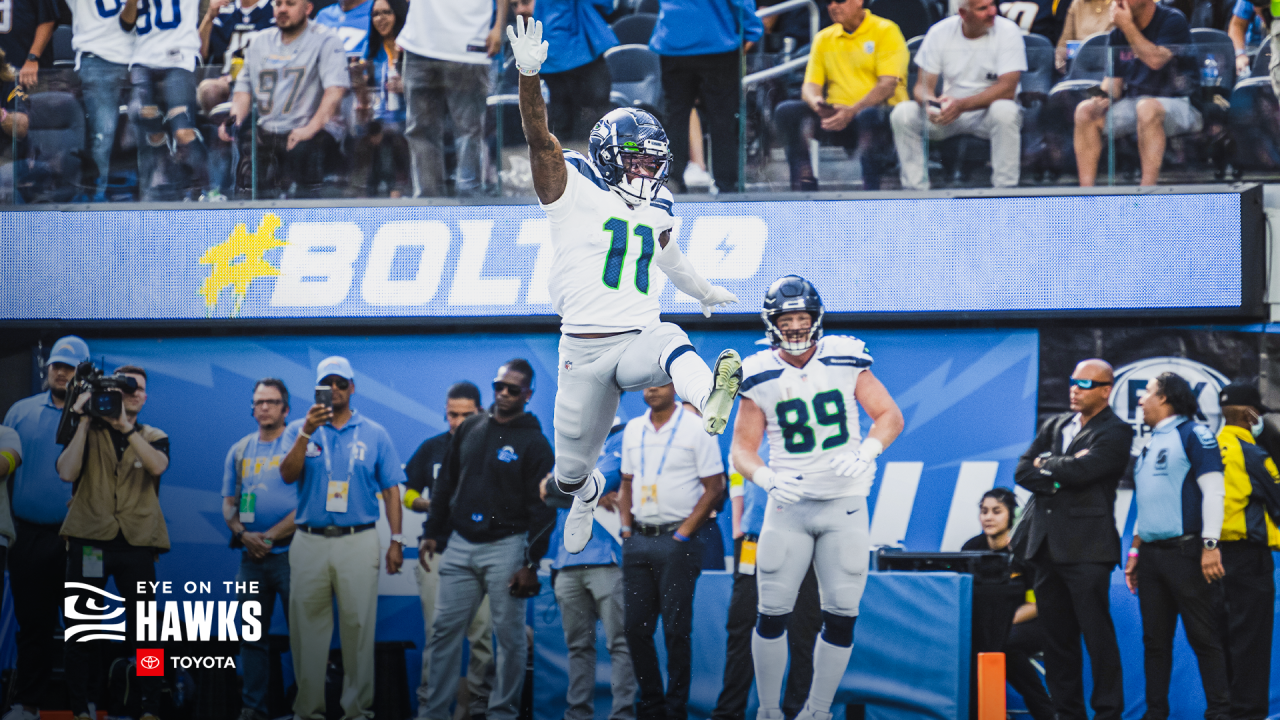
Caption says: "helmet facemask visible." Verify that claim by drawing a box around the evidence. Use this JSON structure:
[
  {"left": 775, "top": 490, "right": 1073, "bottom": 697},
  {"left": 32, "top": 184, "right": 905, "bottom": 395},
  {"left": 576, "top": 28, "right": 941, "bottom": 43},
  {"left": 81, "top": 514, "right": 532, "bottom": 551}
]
[
  {"left": 763, "top": 308, "right": 824, "bottom": 355},
  {"left": 599, "top": 139, "right": 670, "bottom": 208}
]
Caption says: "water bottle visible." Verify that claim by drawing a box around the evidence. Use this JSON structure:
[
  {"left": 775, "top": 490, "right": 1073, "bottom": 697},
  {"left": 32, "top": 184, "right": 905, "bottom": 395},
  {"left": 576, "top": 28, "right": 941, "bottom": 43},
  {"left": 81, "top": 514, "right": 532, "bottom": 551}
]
[{"left": 1202, "top": 55, "right": 1220, "bottom": 87}]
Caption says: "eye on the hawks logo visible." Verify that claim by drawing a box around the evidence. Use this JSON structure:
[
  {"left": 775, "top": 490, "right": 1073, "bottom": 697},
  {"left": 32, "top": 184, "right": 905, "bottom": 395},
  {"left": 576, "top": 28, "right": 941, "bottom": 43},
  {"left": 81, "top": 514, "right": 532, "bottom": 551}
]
[
  {"left": 136, "top": 649, "right": 165, "bottom": 676},
  {"left": 64, "top": 582, "right": 127, "bottom": 643}
]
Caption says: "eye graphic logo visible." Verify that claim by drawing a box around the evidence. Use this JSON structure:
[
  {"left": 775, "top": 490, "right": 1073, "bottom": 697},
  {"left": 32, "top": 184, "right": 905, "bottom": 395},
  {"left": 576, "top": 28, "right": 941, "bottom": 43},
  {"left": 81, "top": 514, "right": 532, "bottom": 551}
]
[{"left": 63, "top": 582, "right": 127, "bottom": 643}]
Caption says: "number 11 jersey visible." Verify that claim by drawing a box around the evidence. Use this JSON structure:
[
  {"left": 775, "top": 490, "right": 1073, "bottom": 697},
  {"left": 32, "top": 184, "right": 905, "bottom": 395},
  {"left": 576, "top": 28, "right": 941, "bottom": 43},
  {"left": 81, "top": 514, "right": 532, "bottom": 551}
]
[
  {"left": 740, "top": 336, "right": 874, "bottom": 499},
  {"left": 542, "top": 150, "right": 678, "bottom": 335}
]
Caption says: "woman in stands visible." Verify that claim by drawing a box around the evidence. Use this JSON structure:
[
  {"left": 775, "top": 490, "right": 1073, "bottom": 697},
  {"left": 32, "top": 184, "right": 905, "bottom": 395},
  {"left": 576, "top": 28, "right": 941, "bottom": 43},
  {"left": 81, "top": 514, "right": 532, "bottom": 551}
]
[
  {"left": 352, "top": 0, "right": 410, "bottom": 197},
  {"left": 962, "top": 488, "right": 1054, "bottom": 720}
]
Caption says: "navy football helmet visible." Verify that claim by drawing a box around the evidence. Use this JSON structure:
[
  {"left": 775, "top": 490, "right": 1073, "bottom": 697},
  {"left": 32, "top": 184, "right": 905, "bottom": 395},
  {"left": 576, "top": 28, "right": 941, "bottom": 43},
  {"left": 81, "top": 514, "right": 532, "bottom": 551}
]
[
  {"left": 762, "top": 275, "right": 824, "bottom": 354},
  {"left": 588, "top": 108, "right": 672, "bottom": 207}
]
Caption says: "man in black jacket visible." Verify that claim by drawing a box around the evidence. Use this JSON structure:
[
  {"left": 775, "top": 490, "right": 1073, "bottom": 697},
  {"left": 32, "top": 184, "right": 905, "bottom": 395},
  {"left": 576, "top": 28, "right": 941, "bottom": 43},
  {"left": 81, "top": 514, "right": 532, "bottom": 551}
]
[
  {"left": 1013, "top": 358, "right": 1133, "bottom": 720},
  {"left": 418, "top": 359, "right": 556, "bottom": 720}
]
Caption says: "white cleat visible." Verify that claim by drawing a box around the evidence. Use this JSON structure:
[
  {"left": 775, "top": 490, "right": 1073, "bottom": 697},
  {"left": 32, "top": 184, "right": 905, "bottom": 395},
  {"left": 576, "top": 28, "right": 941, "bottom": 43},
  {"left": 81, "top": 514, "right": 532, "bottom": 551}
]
[
  {"left": 793, "top": 703, "right": 834, "bottom": 720},
  {"left": 563, "top": 468, "right": 604, "bottom": 554},
  {"left": 755, "top": 709, "right": 785, "bottom": 720},
  {"left": 2, "top": 706, "right": 39, "bottom": 720},
  {"left": 703, "top": 349, "right": 743, "bottom": 435}
]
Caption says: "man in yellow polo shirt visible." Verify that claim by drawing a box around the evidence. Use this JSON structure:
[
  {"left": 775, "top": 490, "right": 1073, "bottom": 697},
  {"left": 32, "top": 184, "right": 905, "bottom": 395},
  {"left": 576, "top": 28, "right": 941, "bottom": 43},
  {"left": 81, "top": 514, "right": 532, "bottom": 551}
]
[
  {"left": 1215, "top": 381, "right": 1280, "bottom": 720},
  {"left": 773, "top": 0, "right": 907, "bottom": 190}
]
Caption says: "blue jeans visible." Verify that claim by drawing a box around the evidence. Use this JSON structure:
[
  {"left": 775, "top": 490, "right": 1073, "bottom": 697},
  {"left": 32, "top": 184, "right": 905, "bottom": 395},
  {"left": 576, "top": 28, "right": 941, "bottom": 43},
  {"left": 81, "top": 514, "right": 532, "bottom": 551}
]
[
  {"left": 402, "top": 52, "right": 488, "bottom": 197},
  {"left": 237, "top": 550, "right": 291, "bottom": 714},
  {"left": 77, "top": 54, "right": 129, "bottom": 198},
  {"left": 130, "top": 65, "right": 207, "bottom": 200}
]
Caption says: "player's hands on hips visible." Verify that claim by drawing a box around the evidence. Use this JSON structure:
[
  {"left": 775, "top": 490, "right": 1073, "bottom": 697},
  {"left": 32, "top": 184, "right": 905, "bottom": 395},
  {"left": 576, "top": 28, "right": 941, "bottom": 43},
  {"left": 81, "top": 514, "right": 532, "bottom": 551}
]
[
  {"left": 701, "top": 286, "right": 738, "bottom": 318},
  {"left": 753, "top": 466, "right": 804, "bottom": 505},
  {"left": 506, "top": 15, "right": 548, "bottom": 76}
]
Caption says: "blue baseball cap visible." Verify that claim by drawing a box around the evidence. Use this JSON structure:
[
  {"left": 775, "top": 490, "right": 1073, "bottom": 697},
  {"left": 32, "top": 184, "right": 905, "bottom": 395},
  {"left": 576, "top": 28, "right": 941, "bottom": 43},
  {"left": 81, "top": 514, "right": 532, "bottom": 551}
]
[
  {"left": 47, "top": 336, "right": 89, "bottom": 367},
  {"left": 316, "top": 356, "right": 355, "bottom": 383}
]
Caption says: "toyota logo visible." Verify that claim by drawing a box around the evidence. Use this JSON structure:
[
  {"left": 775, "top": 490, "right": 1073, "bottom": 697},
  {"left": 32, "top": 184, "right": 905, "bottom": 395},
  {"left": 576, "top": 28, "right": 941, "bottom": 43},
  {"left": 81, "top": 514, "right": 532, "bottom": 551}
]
[{"left": 140, "top": 655, "right": 160, "bottom": 671}]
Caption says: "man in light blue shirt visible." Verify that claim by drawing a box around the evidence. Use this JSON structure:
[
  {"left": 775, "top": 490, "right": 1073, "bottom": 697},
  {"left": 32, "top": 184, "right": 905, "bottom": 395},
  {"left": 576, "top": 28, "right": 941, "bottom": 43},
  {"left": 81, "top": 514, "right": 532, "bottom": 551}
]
[
  {"left": 1126, "top": 371, "right": 1229, "bottom": 720},
  {"left": 1, "top": 335, "right": 88, "bottom": 720},
  {"left": 279, "top": 356, "right": 407, "bottom": 720},
  {"left": 221, "top": 377, "right": 298, "bottom": 720},
  {"left": 544, "top": 424, "right": 635, "bottom": 720},
  {"left": 315, "top": 0, "right": 373, "bottom": 57}
]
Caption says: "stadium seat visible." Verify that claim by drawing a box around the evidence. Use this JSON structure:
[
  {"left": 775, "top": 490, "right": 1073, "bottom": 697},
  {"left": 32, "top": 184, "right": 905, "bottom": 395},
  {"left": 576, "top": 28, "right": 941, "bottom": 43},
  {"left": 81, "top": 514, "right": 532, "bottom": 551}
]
[
  {"left": 1063, "top": 31, "right": 1110, "bottom": 82},
  {"left": 636, "top": 0, "right": 660, "bottom": 15},
  {"left": 1229, "top": 76, "right": 1280, "bottom": 171},
  {"left": 906, "top": 35, "right": 924, "bottom": 98},
  {"left": 869, "top": 0, "right": 937, "bottom": 46},
  {"left": 605, "top": 44, "right": 664, "bottom": 115},
  {"left": 611, "top": 13, "right": 658, "bottom": 46},
  {"left": 1254, "top": 42, "right": 1271, "bottom": 78},
  {"left": 1021, "top": 33, "right": 1054, "bottom": 101},
  {"left": 52, "top": 25, "right": 74, "bottom": 67},
  {"left": 1191, "top": 27, "right": 1236, "bottom": 90},
  {"left": 23, "top": 91, "right": 85, "bottom": 202}
]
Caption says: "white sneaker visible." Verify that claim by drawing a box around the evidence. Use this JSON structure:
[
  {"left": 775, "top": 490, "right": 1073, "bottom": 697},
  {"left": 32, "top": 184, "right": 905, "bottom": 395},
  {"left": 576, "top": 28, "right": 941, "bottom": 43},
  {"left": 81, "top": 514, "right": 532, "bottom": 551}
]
[
  {"left": 2, "top": 706, "right": 39, "bottom": 720},
  {"left": 793, "top": 703, "right": 833, "bottom": 720},
  {"left": 683, "top": 163, "right": 712, "bottom": 187},
  {"left": 562, "top": 469, "right": 604, "bottom": 554},
  {"left": 755, "top": 708, "right": 785, "bottom": 720},
  {"left": 703, "top": 349, "right": 743, "bottom": 435}
]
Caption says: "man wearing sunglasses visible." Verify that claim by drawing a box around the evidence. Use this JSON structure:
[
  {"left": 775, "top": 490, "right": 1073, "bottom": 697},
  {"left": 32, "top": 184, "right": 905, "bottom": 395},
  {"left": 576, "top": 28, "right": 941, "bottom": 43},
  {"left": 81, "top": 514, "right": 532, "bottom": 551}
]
[
  {"left": 1012, "top": 359, "right": 1132, "bottom": 720},
  {"left": 418, "top": 359, "right": 556, "bottom": 720},
  {"left": 773, "top": 0, "right": 908, "bottom": 191},
  {"left": 280, "top": 356, "right": 407, "bottom": 720}
]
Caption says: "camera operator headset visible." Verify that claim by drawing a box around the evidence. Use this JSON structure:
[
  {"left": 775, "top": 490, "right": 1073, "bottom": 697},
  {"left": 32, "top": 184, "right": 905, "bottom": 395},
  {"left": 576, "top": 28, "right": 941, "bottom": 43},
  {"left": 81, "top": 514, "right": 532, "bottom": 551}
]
[{"left": 55, "top": 364, "right": 173, "bottom": 720}]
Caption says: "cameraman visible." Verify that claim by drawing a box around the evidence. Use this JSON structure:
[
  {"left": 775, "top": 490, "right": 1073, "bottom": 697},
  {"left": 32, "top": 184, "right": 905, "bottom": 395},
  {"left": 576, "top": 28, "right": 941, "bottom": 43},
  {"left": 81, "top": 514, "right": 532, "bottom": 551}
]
[
  {"left": 56, "top": 365, "right": 171, "bottom": 720},
  {"left": 2, "top": 335, "right": 87, "bottom": 720}
]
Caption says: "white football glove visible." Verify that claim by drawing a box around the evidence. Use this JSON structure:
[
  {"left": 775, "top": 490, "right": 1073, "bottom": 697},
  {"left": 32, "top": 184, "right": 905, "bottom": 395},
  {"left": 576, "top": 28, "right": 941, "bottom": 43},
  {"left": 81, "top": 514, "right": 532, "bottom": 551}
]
[
  {"left": 701, "top": 286, "right": 738, "bottom": 318},
  {"left": 506, "top": 15, "right": 548, "bottom": 76},
  {"left": 753, "top": 466, "right": 804, "bottom": 505},
  {"left": 830, "top": 438, "right": 884, "bottom": 495}
]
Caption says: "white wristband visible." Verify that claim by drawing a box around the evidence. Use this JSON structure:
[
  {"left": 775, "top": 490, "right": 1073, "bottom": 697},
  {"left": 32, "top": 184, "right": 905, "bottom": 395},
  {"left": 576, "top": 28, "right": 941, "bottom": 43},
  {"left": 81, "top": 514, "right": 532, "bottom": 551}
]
[
  {"left": 857, "top": 438, "right": 884, "bottom": 462},
  {"left": 516, "top": 63, "right": 539, "bottom": 76},
  {"left": 752, "top": 466, "right": 777, "bottom": 491}
]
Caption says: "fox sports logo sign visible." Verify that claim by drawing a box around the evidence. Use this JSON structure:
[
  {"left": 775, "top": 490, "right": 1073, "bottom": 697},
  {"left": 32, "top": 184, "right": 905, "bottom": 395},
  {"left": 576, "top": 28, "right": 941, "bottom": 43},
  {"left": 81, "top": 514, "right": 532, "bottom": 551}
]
[{"left": 1109, "top": 357, "right": 1229, "bottom": 454}]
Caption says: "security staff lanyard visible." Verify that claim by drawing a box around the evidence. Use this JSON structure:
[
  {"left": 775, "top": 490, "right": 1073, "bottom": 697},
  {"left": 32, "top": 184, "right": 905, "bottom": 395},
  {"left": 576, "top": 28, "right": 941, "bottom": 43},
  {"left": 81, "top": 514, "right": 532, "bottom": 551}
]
[
  {"left": 238, "top": 434, "right": 278, "bottom": 524},
  {"left": 638, "top": 406, "right": 682, "bottom": 512},
  {"left": 321, "top": 424, "right": 360, "bottom": 514}
]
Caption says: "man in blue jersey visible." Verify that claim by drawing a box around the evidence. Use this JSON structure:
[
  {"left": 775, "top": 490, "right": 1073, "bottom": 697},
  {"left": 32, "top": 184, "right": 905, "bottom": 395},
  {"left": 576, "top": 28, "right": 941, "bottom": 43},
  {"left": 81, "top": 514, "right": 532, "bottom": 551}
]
[
  {"left": 1125, "top": 372, "right": 1229, "bottom": 720},
  {"left": 222, "top": 378, "right": 298, "bottom": 720},
  {"left": 1, "top": 336, "right": 89, "bottom": 720},
  {"left": 314, "top": 0, "right": 372, "bottom": 57},
  {"left": 511, "top": 0, "right": 616, "bottom": 140},
  {"left": 543, "top": 422, "right": 636, "bottom": 720}
]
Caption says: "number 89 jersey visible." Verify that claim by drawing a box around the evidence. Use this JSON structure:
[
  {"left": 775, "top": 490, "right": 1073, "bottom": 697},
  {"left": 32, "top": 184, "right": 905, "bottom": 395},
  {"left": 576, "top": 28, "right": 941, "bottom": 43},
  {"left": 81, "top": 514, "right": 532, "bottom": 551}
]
[
  {"left": 740, "top": 336, "right": 873, "bottom": 499},
  {"left": 543, "top": 150, "right": 677, "bottom": 335}
]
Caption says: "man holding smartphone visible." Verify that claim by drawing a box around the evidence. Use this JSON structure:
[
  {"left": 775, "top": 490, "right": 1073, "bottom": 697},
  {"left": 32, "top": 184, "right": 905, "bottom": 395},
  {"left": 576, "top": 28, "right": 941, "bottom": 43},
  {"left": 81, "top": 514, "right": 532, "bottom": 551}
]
[
  {"left": 1072, "top": 0, "right": 1197, "bottom": 186},
  {"left": 772, "top": 0, "right": 908, "bottom": 191},
  {"left": 279, "top": 356, "right": 407, "bottom": 720},
  {"left": 889, "top": 0, "right": 1026, "bottom": 190}
]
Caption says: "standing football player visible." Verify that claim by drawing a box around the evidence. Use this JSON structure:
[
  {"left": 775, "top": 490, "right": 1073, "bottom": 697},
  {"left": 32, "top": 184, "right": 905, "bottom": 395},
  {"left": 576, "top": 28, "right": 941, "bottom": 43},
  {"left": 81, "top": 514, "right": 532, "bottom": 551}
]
[
  {"left": 508, "top": 16, "right": 742, "bottom": 554},
  {"left": 121, "top": 0, "right": 210, "bottom": 200},
  {"left": 733, "top": 275, "right": 904, "bottom": 720}
]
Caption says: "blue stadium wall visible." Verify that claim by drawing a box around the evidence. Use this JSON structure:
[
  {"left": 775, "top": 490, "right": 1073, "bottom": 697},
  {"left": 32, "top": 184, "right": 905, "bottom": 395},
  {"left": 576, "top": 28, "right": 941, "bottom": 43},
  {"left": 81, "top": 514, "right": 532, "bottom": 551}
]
[{"left": 0, "top": 185, "right": 1270, "bottom": 720}]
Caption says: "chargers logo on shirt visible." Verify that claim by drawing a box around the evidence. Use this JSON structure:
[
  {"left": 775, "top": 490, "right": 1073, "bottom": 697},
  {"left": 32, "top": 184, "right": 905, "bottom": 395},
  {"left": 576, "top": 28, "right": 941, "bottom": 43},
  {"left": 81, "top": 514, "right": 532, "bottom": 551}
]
[
  {"left": 305, "top": 442, "right": 322, "bottom": 458},
  {"left": 497, "top": 446, "right": 518, "bottom": 463}
]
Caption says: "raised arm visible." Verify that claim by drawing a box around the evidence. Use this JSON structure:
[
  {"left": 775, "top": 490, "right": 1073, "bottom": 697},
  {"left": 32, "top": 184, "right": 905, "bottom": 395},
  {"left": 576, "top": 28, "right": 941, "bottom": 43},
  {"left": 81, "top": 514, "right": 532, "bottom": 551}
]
[{"left": 508, "top": 16, "right": 567, "bottom": 204}]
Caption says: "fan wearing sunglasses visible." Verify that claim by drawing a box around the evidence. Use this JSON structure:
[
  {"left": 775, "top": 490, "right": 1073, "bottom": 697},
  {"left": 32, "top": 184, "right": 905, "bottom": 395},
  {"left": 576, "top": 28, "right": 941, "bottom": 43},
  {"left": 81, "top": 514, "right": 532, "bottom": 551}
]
[
  {"left": 772, "top": 0, "right": 908, "bottom": 190},
  {"left": 1011, "top": 359, "right": 1132, "bottom": 720}
]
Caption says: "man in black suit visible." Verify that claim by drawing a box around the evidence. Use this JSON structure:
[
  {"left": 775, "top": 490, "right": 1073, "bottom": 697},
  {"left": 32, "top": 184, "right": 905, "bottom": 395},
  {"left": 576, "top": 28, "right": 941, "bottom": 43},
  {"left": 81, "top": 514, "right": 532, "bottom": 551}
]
[{"left": 1013, "top": 358, "right": 1133, "bottom": 720}]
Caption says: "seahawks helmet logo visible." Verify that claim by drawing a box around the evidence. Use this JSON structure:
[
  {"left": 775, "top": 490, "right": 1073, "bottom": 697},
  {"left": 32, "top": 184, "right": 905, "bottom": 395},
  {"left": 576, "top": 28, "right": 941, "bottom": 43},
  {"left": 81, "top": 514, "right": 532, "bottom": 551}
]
[{"left": 64, "top": 582, "right": 127, "bottom": 643}]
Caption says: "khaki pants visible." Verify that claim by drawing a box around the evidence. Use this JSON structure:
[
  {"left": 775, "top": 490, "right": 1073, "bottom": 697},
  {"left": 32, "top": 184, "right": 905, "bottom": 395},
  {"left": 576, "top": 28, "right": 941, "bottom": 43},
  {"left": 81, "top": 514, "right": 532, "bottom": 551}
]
[
  {"left": 416, "top": 555, "right": 495, "bottom": 717},
  {"left": 289, "top": 529, "right": 381, "bottom": 720}
]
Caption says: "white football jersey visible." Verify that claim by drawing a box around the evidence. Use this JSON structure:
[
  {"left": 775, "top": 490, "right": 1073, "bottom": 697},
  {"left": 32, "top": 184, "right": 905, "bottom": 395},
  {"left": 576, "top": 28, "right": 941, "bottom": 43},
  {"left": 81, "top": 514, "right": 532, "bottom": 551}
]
[
  {"left": 71, "top": 0, "right": 137, "bottom": 65},
  {"left": 740, "top": 335, "right": 874, "bottom": 499},
  {"left": 542, "top": 150, "right": 678, "bottom": 335},
  {"left": 130, "top": 0, "right": 202, "bottom": 70}
]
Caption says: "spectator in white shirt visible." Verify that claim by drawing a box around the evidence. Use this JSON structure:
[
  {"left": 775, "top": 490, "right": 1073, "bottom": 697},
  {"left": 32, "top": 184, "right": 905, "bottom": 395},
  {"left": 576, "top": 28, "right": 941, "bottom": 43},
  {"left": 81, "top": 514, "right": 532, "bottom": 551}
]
[
  {"left": 889, "top": 0, "right": 1026, "bottom": 189},
  {"left": 618, "top": 383, "right": 725, "bottom": 720}
]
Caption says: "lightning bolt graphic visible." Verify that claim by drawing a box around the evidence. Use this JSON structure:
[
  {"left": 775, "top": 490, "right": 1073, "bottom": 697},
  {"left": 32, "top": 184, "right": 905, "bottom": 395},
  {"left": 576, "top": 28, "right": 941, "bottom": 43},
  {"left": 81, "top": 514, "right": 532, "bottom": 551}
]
[{"left": 198, "top": 214, "right": 287, "bottom": 317}]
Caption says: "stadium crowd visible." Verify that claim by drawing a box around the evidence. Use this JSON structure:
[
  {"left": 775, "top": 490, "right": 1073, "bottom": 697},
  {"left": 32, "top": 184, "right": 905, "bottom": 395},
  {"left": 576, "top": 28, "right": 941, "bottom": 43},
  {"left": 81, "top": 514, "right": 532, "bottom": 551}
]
[
  {"left": 1, "top": 335, "right": 1278, "bottom": 720},
  {"left": 0, "top": 0, "right": 1276, "bottom": 201}
]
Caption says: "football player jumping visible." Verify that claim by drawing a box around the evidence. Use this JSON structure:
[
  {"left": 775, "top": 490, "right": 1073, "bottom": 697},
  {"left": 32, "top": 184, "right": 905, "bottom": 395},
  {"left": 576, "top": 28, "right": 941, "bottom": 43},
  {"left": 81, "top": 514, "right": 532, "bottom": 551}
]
[
  {"left": 733, "top": 275, "right": 904, "bottom": 720},
  {"left": 508, "top": 16, "right": 743, "bottom": 554}
]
